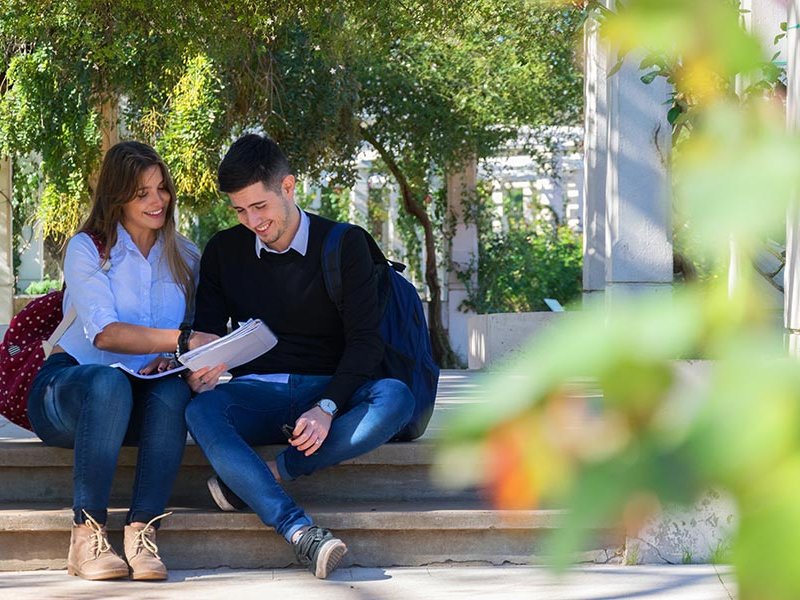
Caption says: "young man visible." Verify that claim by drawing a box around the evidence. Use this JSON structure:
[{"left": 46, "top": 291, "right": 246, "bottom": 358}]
[{"left": 184, "top": 133, "right": 414, "bottom": 579}]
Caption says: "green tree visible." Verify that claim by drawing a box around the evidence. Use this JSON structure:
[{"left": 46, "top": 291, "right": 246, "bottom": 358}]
[
  {"left": 0, "top": 1, "right": 365, "bottom": 244},
  {"left": 1, "top": 1, "right": 583, "bottom": 367},
  {"left": 0, "top": 0, "right": 210, "bottom": 241},
  {"left": 352, "top": 0, "right": 584, "bottom": 365}
]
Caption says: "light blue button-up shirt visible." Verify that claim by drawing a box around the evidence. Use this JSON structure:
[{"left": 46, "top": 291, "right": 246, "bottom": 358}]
[{"left": 59, "top": 224, "right": 200, "bottom": 371}]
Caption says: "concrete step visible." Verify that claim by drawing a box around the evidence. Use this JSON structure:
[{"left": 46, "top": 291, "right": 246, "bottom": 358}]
[
  {"left": 0, "top": 371, "right": 487, "bottom": 505},
  {"left": 0, "top": 502, "right": 623, "bottom": 570},
  {"left": 0, "top": 438, "right": 478, "bottom": 505},
  {"left": 0, "top": 371, "right": 612, "bottom": 571}
]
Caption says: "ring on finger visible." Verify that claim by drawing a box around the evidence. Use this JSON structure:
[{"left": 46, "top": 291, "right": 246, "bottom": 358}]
[{"left": 314, "top": 439, "right": 322, "bottom": 445}]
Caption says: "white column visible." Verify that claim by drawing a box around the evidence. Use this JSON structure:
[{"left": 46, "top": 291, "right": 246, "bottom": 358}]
[
  {"left": 743, "top": 0, "right": 788, "bottom": 65},
  {"left": 604, "top": 44, "right": 673, "bottom": 302},
  {"left": 582, "top": 11, "right": 609, "bottom": 304},
  {"left": 491, "top": 186, "right": 504, "bottom": 233},
  {"left": 737, "top": 0, "right": 785, "bottom": 298},
  {"left": 16, "top": 222, "right": 44, "bottom": 292},
  {"left": 785, "top": 0, "right": 800, "bottom": 353},
  {"left": 446, "top": 160, "right": 478, "bottom": 363},
  {"left": 0, "top": 157, "right": 13, "bottom": 322},
  {"left": 349, "top": 164, "right": 369, "bottom": 227}
]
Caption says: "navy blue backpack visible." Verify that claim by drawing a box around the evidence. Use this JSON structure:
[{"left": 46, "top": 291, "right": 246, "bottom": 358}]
[{"left": 322, "top": 223, "right": 440, "bottom": 441}]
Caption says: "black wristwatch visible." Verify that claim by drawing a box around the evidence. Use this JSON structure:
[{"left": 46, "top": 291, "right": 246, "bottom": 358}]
[{"left": 176, "top": 325, "right": 193, "bottom": 357}]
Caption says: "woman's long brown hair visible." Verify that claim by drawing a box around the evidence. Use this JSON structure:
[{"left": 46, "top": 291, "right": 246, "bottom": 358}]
[{"left": 78, "top": 141, "right": 197, "bottom": 307}]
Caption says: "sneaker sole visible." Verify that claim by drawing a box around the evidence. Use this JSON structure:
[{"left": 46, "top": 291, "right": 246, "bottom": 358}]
[
  {"left": 207, "top": 476, "right": 239, "bottom": 512},
  {"left": 314, "top": 539, "right": 348, "bottom": 579}
]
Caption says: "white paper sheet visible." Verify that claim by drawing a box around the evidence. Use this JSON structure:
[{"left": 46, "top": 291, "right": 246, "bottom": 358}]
[
  {"left": 177, "top": 319, "right": 278, "bottom": 372},
  {"left": 111, "top": 362, "right": 187, "bottom": 380}
]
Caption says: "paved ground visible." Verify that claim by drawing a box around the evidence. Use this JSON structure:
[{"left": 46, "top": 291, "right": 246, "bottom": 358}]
[{"left": 0, "top": 565, "right": 735, "bottom": 599}]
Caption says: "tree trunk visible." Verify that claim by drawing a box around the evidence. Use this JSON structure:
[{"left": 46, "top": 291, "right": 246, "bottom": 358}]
[
  {"left": 88, "top": 93, "right": 120, "bottom": 196},
  {"left": 362, "top": 129, "right": 461, "bottom": 368}
]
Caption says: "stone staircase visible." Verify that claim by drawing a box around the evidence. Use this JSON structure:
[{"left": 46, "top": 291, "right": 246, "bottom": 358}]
[{"left": 0, "top": 371, "right": 622, "bottom": 571}]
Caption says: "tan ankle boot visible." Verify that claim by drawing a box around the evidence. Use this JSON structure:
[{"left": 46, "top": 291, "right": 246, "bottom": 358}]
[
  {"left": 124, "top": 512, "right": 172, "bottom": 581},
  {"left": 67, "top": 511, "right": 129, "bottom": 580}
]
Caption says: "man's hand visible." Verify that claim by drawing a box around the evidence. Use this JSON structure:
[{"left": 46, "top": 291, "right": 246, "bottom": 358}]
[
  {"left": 186, "top": 363, "right": 228, "bottom": 393},
  {"left": 289, "top": 405, "right": 333, "bottom": 456}
]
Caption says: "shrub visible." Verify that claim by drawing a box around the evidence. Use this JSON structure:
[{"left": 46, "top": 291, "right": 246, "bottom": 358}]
[
  {"left": 23, "top": 279, "right": 61, "bottom": 295},
  {"left": 461, "top": 223, "right": 583, "bottom": 314}
]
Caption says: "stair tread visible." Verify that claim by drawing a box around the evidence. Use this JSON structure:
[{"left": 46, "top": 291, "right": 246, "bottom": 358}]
[
  {"left": 0, "top": 437, "right": 439, "bottom": 467},
  {"left": 0, "top": 501, "right": 567, "bottom": 532},
  {"left": 0, "top": 372, "right": 491, "bottom": 465}
]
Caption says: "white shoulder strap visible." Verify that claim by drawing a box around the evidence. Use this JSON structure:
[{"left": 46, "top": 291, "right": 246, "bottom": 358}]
[
  {"left": 42, "top": 306, "right": 78, "bottom": 358},
  {"left": 41, "top": 249, "right": 111, "bottom": 359}
]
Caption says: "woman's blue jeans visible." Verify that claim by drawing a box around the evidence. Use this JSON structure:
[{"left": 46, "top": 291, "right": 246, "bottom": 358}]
[
  {"left": 27, "top": 353, "right": 192, "bottom": 526},
  {"left": 185, "top": 375, "right": 414, "bottom": 542}
]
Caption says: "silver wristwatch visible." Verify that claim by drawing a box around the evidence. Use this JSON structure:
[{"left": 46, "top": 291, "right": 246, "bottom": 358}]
[{"left": 316, "top": 399, "right": 338, "bottom": 417}]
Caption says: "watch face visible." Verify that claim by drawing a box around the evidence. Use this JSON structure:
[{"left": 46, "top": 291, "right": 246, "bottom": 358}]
[{"left": 318, "top": 399, "right": 337, "bottom": 415}]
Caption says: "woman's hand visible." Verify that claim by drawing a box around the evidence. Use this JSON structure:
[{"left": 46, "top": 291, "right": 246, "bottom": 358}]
[
  {"left": 138, "top": 355, "right": 177, "bottom": 375},
  {"left": 188, "top": 331, "right": 219, "bottom": 350}
]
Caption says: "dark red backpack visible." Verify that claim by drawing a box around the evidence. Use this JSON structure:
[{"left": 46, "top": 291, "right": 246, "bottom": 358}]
[{"left": 0, "top": 234, "right": 106, "bottom": 430}]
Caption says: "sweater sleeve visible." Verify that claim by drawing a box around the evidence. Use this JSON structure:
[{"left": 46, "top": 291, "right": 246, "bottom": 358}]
[
  {"left": 320, "top": 228, "right": 384, "bottom": 412},
  {"left": 193, "top": 234, "right": 231, "bottom": 337}
]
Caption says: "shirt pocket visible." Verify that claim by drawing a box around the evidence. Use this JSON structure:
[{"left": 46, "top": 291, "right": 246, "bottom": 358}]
[{"left": 152, "top": 281, "right": 187, "bottom": 328}]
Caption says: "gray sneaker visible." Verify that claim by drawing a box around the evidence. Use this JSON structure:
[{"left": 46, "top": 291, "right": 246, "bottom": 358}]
[{"left": 293, "top": 526, "right": 348, "bottom": 579}]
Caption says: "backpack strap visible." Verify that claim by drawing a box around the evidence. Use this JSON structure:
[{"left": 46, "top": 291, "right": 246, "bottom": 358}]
[
  {"left": 42, "top": 233, "right": 109, "bottom": 358},
  {"left": 42, "top": 307, "right": 78, "bottom": 358},
  {"left": 321, "top": 223, "right": 353, "bottom": 313},
  {"left": 322, "top": 223, "right": 409, "bottom": 313}
]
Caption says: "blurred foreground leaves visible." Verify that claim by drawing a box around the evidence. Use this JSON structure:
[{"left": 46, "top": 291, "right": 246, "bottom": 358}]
[
  {"left": 438, "top": 279, "right": 800, "bottom": 598},
  {"left": 438, "top": 3, "right": 800, "bottom": 599}
]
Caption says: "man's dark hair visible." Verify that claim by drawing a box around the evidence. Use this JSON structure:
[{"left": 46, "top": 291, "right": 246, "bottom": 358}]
[{"left": 217, "top": 133, "right": 291, "bottom": 194}]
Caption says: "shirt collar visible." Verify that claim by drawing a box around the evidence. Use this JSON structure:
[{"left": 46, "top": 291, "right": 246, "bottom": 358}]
[
  {"left": 254, "top": 207, "right": 309, "bottom": 257},
  {"left": 113, "top": 222, "right": 164, "bottom": 262}
]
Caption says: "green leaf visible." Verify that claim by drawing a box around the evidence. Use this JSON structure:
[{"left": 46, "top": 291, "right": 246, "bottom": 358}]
[
  {"left": 607, "top": 58, "right": 624, "bottom": 77},
  {"left": 640, "top": 70, "right": 661, "bottom": 85},
  {"left": 667, "top": 104, "right": 683, "bottom": 126}
]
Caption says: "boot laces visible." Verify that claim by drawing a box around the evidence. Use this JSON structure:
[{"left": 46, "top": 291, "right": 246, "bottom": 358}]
[
  {"left": 131, "top": 511, "right": 173, "bottom": 559},
  {"left": 81, "top": 510, "right": 113, "bottom": 559}
]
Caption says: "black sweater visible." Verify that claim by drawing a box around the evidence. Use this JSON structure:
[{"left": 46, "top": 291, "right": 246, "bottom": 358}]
[{"left": 193, "top": 213, "right": 384, "bottom": 412}]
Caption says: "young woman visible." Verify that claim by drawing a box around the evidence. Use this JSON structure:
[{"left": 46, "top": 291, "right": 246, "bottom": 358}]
[{"left": 27, "top": 141, "right": 213, "bottom": 581}]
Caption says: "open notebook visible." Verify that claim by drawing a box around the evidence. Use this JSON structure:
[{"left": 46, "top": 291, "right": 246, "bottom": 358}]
[{"left": 112, "top": 319, "right": 278, "bottom": 379}]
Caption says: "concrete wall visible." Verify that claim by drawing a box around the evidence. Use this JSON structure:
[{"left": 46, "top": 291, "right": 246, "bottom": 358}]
[
  {"left": 467, "top": 312, "right": 569, "bottom": 369},
  {"left": 604, "top": 48, "right": 673, "bottom": 301},
  {"left": 582, "top": 1, "right": 674, "bottom": 304}
]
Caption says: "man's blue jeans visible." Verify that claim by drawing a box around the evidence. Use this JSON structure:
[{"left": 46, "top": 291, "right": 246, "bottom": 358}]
[
  {"left": 27, "top": 353, "right": 192, "bottom": 525},
  {"left": 185, "top": 375, "right": 414, "bottom": 542}
]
